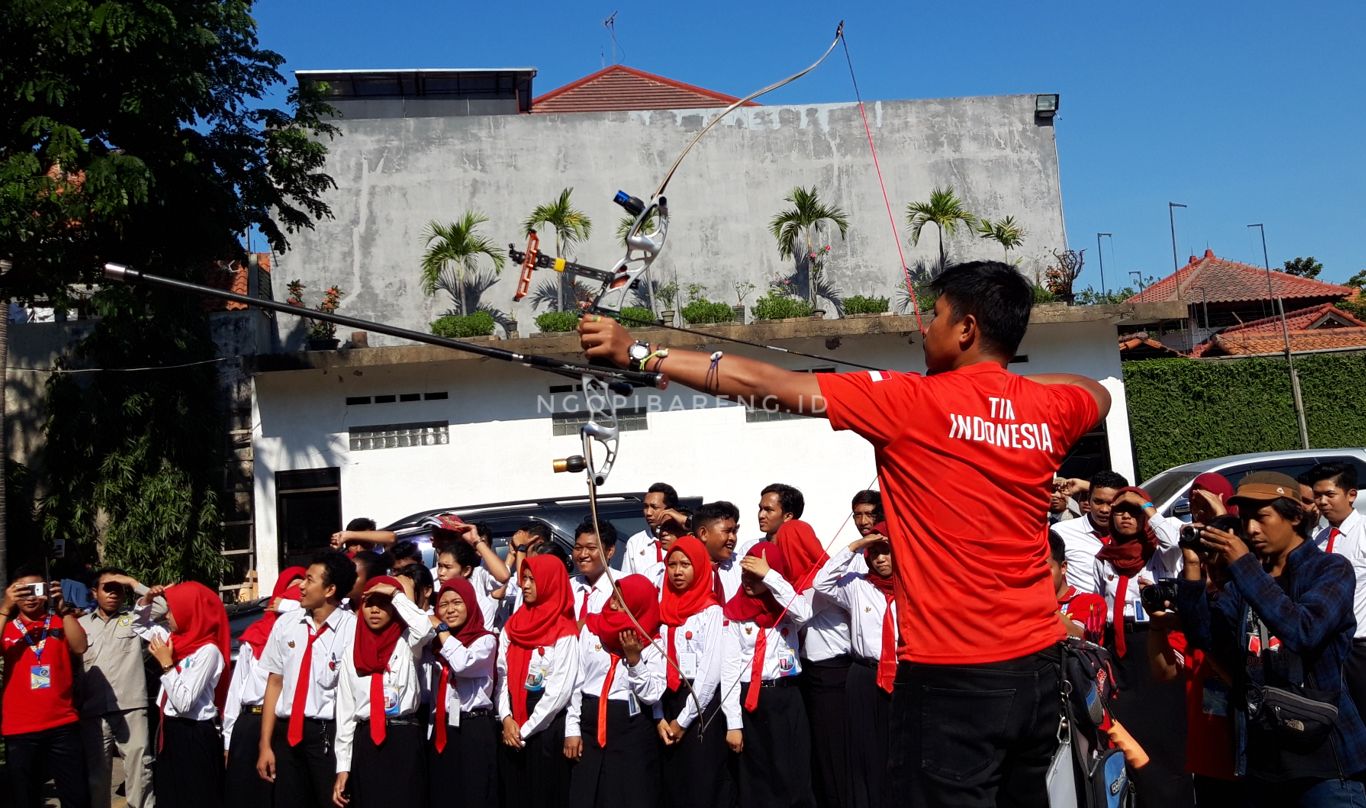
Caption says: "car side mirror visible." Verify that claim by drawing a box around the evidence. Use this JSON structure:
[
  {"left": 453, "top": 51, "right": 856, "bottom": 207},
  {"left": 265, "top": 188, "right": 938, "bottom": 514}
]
[{"left": 1173, "top": 497, "right": 1190, "bottom": 517}]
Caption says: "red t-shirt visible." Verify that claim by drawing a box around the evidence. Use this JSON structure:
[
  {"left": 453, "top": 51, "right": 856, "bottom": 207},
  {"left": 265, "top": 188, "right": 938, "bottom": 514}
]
[
  {"left": 1, "top": 614, "right": 80, "bottom": 736},
  {"left": 1060, "top": 586, "right": 1108, "bottom": 643},
  {"left": 1166, "top": 631, "right": 1235, "bottom": 779},
  {"left": 819, "top": 363, "right": 1099, "bottom": 664}
]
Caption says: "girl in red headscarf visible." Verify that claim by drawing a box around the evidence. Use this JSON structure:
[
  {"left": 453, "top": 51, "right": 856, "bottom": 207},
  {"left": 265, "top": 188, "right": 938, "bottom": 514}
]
[
  {"left": 132, "top": 581, "right": 232, "bottom": 808},
  {"left": 812, "top": 523, "right": 898, "bottom": 808},
  {"left": 331, "top": 575, "right": 434, "bottom": 808},
  {"left": 720, "top": 541, "right": 816, "bottom": 808},
  {"left": 656, "top": 536, "right": 732, "bottom": 808},
  {"left": 224, "top": 566, "right": 306, "bottom": 806},
  {"left": 426, "top": 576, "right": 498, "bottom": 808},
  {"left": 566, "top": 573, "right": 667, "bottom": 808},
  {"left": 497, "top": 555, "right": 580, "bottom": 804}
]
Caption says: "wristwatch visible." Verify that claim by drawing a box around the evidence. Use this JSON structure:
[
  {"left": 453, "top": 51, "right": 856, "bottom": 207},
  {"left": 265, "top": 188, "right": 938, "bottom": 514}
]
[
  {"left": 435, "top": 623, "right": 451, "bottom": 634},
  {"left": 513, "top": 544, "right": 530, "bottom": 553},
  {"left": 627, "top": 340, "right": 652, "bottom": 371}
]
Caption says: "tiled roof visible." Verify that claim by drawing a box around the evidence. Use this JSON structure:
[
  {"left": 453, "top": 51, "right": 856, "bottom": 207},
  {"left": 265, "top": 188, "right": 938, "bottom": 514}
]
[
  {"left": 202, "top": 254, "right": 271, "bottom": 312},
  {"left": 1200, "top": 327, "right": 1366, "bottom": 357},
  {"left": 532, "top": 65, "right": 758, "bottom": 114},
  {"left": 1125, "top": 249, "right": 1352, "bottom": 305},
  {"left": 1118, "top": 332, "right": 1186, "bottom": 358},
  {"left": 1189, "top": 303, "right": 1366, "bottom": 357}
]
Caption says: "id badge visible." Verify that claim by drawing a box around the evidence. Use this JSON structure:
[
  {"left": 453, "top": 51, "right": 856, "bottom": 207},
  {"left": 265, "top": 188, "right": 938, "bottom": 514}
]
[
  {"left": 679, "top": 652, "right": 699, "bottom": 680},
  {"left": 627, "top": 692, "right": 641, "bottom": 718},
  {"left": 525, "top": 669, "right": 546, "bottom": 693},
  {"left": 1132, "top": 597, "right": 1149, "bottom": 624},
  {"left": 30, "top": 665, "right": 51, "bottom": 690},
  {"left": 777, "top": 648, "right": 798, "bottom": 677},
  {"left": 383, "top": 685, "right": 401, "bottom": 717}
]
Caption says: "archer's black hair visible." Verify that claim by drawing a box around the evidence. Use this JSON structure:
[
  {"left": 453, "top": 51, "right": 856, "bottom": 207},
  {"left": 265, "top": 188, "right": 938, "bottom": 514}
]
[
  {"left": 928, "top": 261, "right": 1034, "bottom": 357},
  {"left": 310, "top": 550, "right": 359, "bottom": 602},
  {"left": 761, "top": 483, "right": 805, "bottom": 519},
  {"left": 647, "top": 482, "right": 680, "bottom": 509},
  {"left": 345, "top": 517, "right": 377, "bottom": 532},
  {"left": 692, "top": 501, "right": 740, "bottom": 533},
  {"left": 1088, "top": 471, "right": 1130, "bottom": 495},
  {"left": 574, "top": 518, "right": 619, "bottom": 549},
  {"left": 851, "top": 490, "right": 884, "bottom": 518},
  {"left": 1304, "top": 462, "right": 1358, "bottom": 492}
]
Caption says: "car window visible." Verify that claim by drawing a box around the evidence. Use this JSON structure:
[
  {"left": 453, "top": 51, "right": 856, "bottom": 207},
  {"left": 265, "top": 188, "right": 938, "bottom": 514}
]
[
  {"left": 1222, "top": 460, "right": 1316, "bottom": 489},
  {"left": 1143, "top": 470, "right": 1199, "bottom": 512}
]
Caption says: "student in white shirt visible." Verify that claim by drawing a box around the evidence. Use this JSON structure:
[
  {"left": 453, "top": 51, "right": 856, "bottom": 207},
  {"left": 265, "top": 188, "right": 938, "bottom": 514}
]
[
  {"left": 331, "top": 576, "right": 433, "bottom": 808},
  {"left": 721, "top": 541, "right": 816, "bottom": 808},
  {"left": 426, "top": 576, "right": 498, "bottom": 808},
  {"left": 433, "top": 533, "right": 511, "bottom": 632},
  {"left": 813, "top": 525, "right": 897, "bottom": 808},
  {"left": 223, "top": 565, "right": 306, "bottom": 806},
  {"left": 498, "top": 555, "right": 581, "bottom": 804},
  {"left": 656, "top": 535, "right": 732, "bottom": 808},
  {"left": 622, "top": 482, "right": 682, "bottom": 584},
  {"left": 1305, "top": 461, "right": 1366, "bottom": 718},
  {"left": 566, "top": 574, "right": 668, "bottom": 807},
  {"left": 570, "top": 519, "right": 620, "bottom": 625},
  {"left": 692, "top": 501, "right": 753, "bottom": 601},
  {"left": 1051, "top": 470, "right": 1130, "bottom": 594},
  {"left": 256, "top": 551, "right": 359, "bottom": 808},
  {"left": 133, "top": 582, "right": 231, "bottom": 808}
]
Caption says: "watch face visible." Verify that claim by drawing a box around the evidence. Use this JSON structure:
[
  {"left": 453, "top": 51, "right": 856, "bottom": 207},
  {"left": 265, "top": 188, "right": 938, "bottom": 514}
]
[{"left": 629, "top": 343, "right": 650, "bottom": 361}]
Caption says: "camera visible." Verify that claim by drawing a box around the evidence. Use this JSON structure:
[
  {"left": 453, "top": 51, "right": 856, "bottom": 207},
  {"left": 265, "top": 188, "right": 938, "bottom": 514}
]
[
  {"left": 1140, "top": 578, "right": 1181, "bottom": 615},
  {"left": 1179, "top": 524, "right": 1206, "bottom": 552},
  {"left": 21, "top": 582, "right": 46, "bottom": 599}
]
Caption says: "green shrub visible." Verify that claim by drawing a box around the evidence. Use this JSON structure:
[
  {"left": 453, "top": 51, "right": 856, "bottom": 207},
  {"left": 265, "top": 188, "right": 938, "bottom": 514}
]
[
  {"left": 618, "top": 306, "right": 657, "bottom": 326},
  {"left": 843, "top": 295, "right": 890, "bottom": 315},
  {"left": 430, "top": 311, "right": 496, "bottom": 338},
  {"left": 752, "top": 292, "right": 815, "bottom": 320},
  {"left": 1032, "top": 284, "right": 1058, "bottom": 303},
  {"left": 681, "top": 300, "right": 735, "bottom": 325},
  {"left": 535, "top": 310, "right": 581, "bottom": 333}
]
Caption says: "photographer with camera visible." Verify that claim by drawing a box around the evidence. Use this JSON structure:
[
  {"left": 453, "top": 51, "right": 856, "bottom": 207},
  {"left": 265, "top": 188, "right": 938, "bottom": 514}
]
[{"left": 1176, "top": 472, "right": 1366, "bottom": 806}]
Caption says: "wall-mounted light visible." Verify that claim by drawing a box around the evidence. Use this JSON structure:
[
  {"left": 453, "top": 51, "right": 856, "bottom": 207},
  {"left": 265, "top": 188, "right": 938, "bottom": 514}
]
[{"left": 1035, "top": 93, "right": 1059, "bottom": 123}]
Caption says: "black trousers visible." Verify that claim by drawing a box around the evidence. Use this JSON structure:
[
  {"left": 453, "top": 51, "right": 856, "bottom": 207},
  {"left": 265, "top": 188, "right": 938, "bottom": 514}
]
[
  {"left": 888, "top": 646, "right": 1062, "bottom": 808},
  {"left": 661, "top": 686, "right": 734, "bottom": 808},
  {"left": 1345, "top": 643, "right": 1366, "bottom": 740},
  {"left": 846, "top": 658, "right": 891, "bottom": 808},
  {"left": 225, "top": 711, "right": 270, "bottom": 806},
  {"left": 428, "top": 712, "right": 499, "bottom": 808},
  {"left": 568, "top": 693, "right": 662, "bottom": 808},
  {"left": 499, "top": 695, "right": 570, "bottom": 806},
  {"left": 739, "top": 679, "right": 815, "bottom": 808},
  {"left": 154, "top": 717, "right": 224, "bottom": 808},
  {"left": 800, "top": 655, "right": 851, "bottom": 808},
  {"left": 271, "top": 718, "right": 336, "bottom": 808},
  {"left": 347, "top": 721, "right": 424, "bottom": 808},
  {"left": 1109, "top": 623, "right": 1195, "bottom": 808},
  {"left": 4, "top": 721, "right": 91, "bottom": 808}
]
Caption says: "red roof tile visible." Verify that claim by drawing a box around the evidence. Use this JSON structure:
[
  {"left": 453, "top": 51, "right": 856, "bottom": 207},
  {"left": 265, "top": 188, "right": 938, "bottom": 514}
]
[
  {"left": 532, "top": 65, "right": 758, "bottom": 114},
  {"left": 1200, "top": 327, "right": 1366, "bottom": 357},
  {"left": 1118, "top": 332, "right": 1186, "bottom": 357},
  {"left": 202, "top": 254, "right": 271, "bottom": 312},
  {"left": 1188, "top": 303, "right": 1366, "bottom": 356},
  {"left": 1125, "top": 249, "right": 1352, "bottom": 305}
]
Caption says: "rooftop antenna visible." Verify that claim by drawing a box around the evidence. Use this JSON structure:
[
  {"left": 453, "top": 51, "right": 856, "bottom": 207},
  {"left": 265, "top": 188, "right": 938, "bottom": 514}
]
[{"left": 604, "top": 12, "right": 624, "bottom": 64}]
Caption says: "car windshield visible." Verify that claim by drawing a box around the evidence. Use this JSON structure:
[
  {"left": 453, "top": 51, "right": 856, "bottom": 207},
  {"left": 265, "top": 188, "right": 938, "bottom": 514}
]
[{"left": 1141, "top": 469, "right": 1200, "bottom": 509}]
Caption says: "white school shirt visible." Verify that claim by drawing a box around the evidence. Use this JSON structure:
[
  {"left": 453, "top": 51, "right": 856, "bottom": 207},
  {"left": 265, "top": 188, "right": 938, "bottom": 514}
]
[
  {"left": 1093, "top": 522, "right": 1182, "bottom": 622},
  {"left": 496, "top": 633, "right": 580, "bottom": 739},
  {"left": 813, "top": 546, "right": 898, "bottom": 662},
  {"left": 260, "top": 606, "right": 357, "bottom": 720},
  {"left": 801, "top": 591, "right": 853, "bottom": 662},
  {"left": 468, "top": 566, "right": 506, "bottom": 631},
  {"left": 658, "top": 604, "right": 724, "bottom": 730},
  {"left": 570, "top": 573, "right": 615, "bottom": 622},
  {"left": 719, "top": 569, "right": 813, "bottom": 731},
  {"left": 333, "top": 593, "right": 434, "bottom": 773},
  {"left": 132, "top": 602, "right": 224, "bottom": 721},
  {"left": 431, "top": 633, "right": 497, "bottom": 728},
  {"left": 1050, "top": 513, "right": 1108, "bottom": 594},
  {"left": 1314, "top": 510, "right": 1366, "bottom": 639},
  {"left": 222, "top": 645, "right": 266, "bottom": 749},
  {"left": 622, "top": 527, "right": 667, "bottom": 588},
  {"left": 565, "top": 631, "right": 667, "bottom": 737}
]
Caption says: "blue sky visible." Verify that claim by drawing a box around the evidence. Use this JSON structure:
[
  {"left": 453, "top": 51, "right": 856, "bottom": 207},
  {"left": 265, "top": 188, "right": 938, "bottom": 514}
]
[{"left": 254, "top": 0, "right": 1365, "bottom": 292}]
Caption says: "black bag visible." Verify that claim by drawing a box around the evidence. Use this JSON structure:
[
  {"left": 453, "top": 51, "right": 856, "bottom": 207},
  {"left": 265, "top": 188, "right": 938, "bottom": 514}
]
[
  {"left": 1247, "top": 621, "right": 1338, "bottom": 752},
  {"left": 1061, "top": 637, "right": 1118, "bottom": 737},
  {"left": 1048, "top": 639, "right": 1135, "bottom": 808}
]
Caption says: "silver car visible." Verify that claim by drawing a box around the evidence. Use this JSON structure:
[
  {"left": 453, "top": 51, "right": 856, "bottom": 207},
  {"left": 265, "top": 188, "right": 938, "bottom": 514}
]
[{"left": 1141, "top": 448, "right": 1366, "bottom": 522}]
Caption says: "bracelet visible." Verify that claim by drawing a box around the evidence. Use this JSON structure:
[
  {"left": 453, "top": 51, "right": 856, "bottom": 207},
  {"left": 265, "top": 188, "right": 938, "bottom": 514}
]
[
  {"left": 705, "top": 351, "right": 724, "bottom": 394},
  {"left": 1143, "top": 502, "right": 1155, "bottom": 509},
  {"left": 639, "top": 346, "right": 669, "bottom": 372}
]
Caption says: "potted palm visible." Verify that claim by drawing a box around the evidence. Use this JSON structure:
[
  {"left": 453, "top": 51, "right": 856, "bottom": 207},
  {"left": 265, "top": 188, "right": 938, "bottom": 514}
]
[
  {"left": 770, "top": 186, "right": 848, "bottom": 313},
  {"left": 287, "top": 280, "right": 344, "bottom": 350},
  {"left": 656, "top": 281, "right": 679, "bottom": 324},
  {"left": 732, "top": 281, "right": 755, "bottom": 323}
]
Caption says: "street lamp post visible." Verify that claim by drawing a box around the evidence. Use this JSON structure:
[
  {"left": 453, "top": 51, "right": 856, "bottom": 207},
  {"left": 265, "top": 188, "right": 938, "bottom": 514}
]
[
  {"left": 1097, "top": 233, "right": 1112, "bottom": 298},
  {"left": 1248, "top": 223, "right": 1309, "bottom": 450},
  {"left": 1169, "top": 203, "right": 1191, "bottom": 348}
]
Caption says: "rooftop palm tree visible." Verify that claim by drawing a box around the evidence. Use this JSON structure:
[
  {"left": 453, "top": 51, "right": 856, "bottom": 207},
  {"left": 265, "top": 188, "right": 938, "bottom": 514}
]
[
  {"left": 906, "top": 187, "right": 976, "bottom": 271},
  {"left": 420, "top": 212, "right": 506, "bottom": 317},
  {"left": 769, "top": 186, "right": 849, "bottom": 308},
  {"left": 977, "top": 215, "right": 1026, "bottom": 261},
  {"left": 524, "top": 188, "right": 592, "bottom": 310}
]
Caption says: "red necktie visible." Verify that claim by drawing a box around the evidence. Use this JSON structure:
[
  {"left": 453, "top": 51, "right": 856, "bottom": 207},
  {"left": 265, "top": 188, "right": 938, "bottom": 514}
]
[
  {"left": 368, "top": 671, "right": 386, "bottom": 746},
  {"left": 744, "top": 629, "right": 767, "bottom": 713},
  {"left": 1328, "top": 527, "right": 1342, "bottom": 554},
  {"left": 666, "top": 626, "right": 681, "bottom": 691},
  {"left": 598, "top": 654, "right": 620, "bottom": 748},
  {"left": 578, "top": 590, "right": 590, "bottom": 623},
  {"left": 877, "top": 596, "right": 897, "bottom": 693},
  {"left": 434, "top": 665, "right": 451, "bottom": 752},
  {"left": 712, "top": 569, "right": 725, "bottom": 601},
  {"left": 156, "top": 669, "right": 178, "bottom": 753},
  {"left": 287, "top": 623, "right": 330, "bottom": 746},
  {"left": 655, "top": 541, "right": 665, "bottom": 562},
  {"left": 1112, "top": 576, "right": 1130, "bottom": 658}
]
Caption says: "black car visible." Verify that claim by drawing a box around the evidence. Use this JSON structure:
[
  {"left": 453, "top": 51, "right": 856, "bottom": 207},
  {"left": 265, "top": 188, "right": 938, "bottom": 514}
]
[{"left": 382, "top": 491, "right": 704, "bottom": 571}]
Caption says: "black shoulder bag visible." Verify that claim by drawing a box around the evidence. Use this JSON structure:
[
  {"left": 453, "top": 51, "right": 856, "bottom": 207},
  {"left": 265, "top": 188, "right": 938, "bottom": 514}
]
[{"left": 1246, "top": 619, "right": 1339, "bottom": 752}]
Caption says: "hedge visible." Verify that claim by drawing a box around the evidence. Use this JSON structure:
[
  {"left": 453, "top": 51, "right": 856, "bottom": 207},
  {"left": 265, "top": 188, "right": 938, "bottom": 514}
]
[
  {"left": 430, "top": 311, "right": 495, "bottom": 338},
  {"left": 681, "top": 299, "right": 734, "bottom": 324},
  {"left": 535, "top": 311, "right": 580, "bottom": 333},
  {"left": 843, "top": 295, "right": 889, "bottom": 314},
  {"left": 753, "top": 292, "right": 814, "bottom": 320},
  {"left": 1123, "top": 353, "right": 1366, "bottom": 481}
]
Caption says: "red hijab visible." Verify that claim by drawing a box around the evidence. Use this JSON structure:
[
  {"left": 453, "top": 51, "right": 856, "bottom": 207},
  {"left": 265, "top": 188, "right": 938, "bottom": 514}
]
[
  {"left": 864, "top": 522, "right": 895, "bottom": 599},
  {"left": 1095, "top": 486, "right": 1158, "bottom": 577},
  {"left": 435, "top": 576, "right": 492, "bottom": 649},
  {"left": 353, "top": 576, "right": 406, "bottom": 676},
  {"left": 239, "top": 566, "right": 307, "bottom": 659},
  {"left": 503, "top": 556, "right": 578, "bottom": 725},
  {"left": 774, "top": 520, "right": 828, "bottom": 590},
  {"left": 587, "top": 575, "right": 661, "bottom": 656},
  {"left": 659, "top": 537, "right": 719, "bottom": 626},
  {"left": 723, "top": 542, "right": 789, "bottom": 628},
  {"left": 1192, "top": 472, "right": 1239, "bottom": 517},
  {"left": 163, "top": 582, "right": 233, "bottom": 712}
]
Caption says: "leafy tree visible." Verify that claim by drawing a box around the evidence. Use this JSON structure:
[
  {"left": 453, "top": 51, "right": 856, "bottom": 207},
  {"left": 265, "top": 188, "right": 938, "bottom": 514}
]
[
  {"left": 1, "top": 1, "right": 337, "bottom": 582},
  {"left": 420, "top": 212, "right": 505, "bottom": 317},
  {"left": 977, "top": 216, "right": 1026, "bottom": 260},
  {"left": 769, "top": 186, "right": 849, "bottom": 309},
  {"left": 524, "top": 188, "right": 592, "bottom": 311},
  {"left": 1282, "top": 256, "right": 1323, "bottom": 279},
  {"left": 1344, "top": 269, "right": 1366, "bottom": 290},
  {"left": 906, "top": 187, "right": 976, "bottom": 271}
]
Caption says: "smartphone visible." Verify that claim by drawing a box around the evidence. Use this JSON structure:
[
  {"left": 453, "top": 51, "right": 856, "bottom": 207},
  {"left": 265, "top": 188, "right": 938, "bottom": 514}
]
[{"left": 23, "top": 582, "right": 46, "bottom": 598}]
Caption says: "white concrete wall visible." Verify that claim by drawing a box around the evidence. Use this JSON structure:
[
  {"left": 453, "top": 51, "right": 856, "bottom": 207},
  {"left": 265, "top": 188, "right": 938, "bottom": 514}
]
[{"left": 251, "top": 318, "right": 1130, "bottom": 582}]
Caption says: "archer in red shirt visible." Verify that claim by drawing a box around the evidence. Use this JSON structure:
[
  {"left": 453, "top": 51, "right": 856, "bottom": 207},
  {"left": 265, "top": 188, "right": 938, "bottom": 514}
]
[{"left": 582, "top": 261, "right": 1110, "bottom": 806}]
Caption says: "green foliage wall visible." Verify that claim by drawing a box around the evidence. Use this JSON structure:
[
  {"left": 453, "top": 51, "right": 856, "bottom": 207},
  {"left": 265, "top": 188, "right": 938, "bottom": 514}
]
[{"left": 1123, "top": 354, "right": 1366, "bottom": 481}]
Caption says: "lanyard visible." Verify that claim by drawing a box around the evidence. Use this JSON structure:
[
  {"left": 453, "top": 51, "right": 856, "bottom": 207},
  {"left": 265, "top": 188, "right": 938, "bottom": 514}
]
[{"left": 14, "top": 615, "right": 55, "bottom": 664}]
